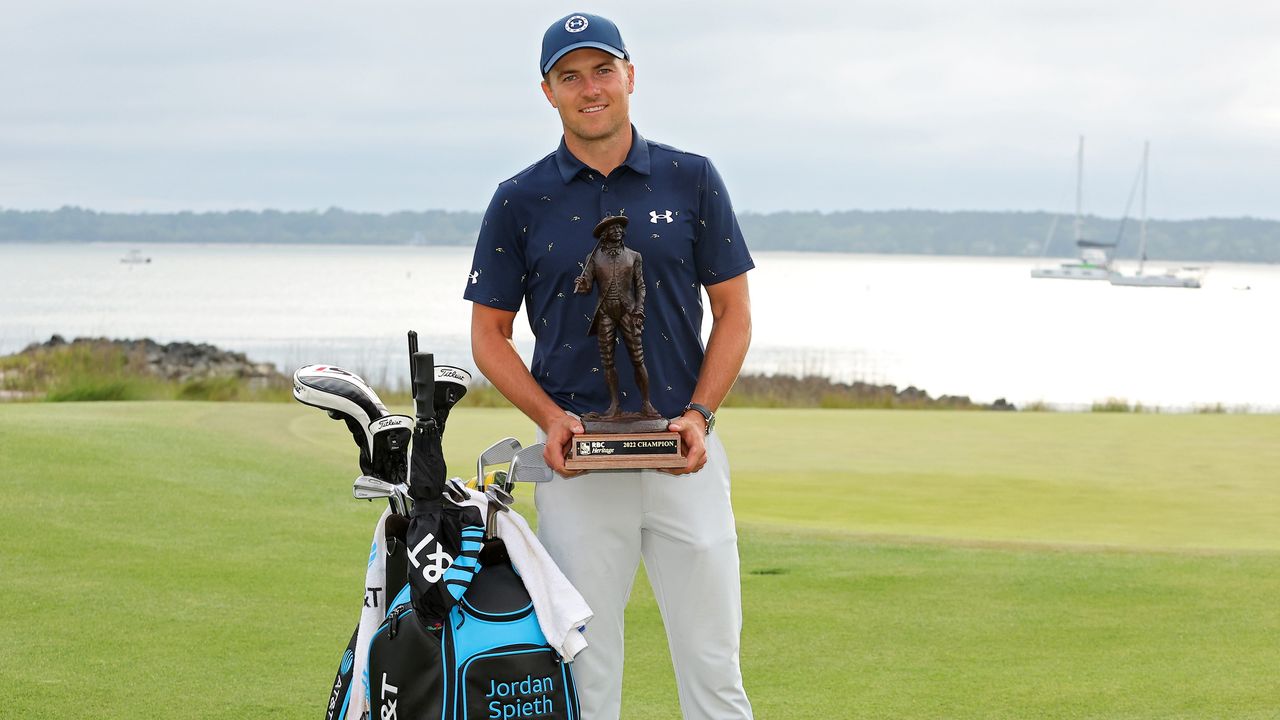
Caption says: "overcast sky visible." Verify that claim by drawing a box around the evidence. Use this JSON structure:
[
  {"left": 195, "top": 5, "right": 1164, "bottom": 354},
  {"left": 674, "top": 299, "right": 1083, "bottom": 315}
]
[{"left": 3, "top": 1, "right": 1278, "bottom": 219}]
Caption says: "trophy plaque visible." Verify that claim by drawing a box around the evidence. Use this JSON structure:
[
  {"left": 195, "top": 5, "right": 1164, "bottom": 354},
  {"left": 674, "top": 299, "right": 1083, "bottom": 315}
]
[{"left": 564, "top": 215, "right": 686, "bottom": 470}]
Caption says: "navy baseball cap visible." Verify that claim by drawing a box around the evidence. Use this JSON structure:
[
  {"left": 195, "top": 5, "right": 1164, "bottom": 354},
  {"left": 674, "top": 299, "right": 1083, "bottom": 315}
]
[{"left": 540, "top": 13, "right": 629, "bottom": 75}]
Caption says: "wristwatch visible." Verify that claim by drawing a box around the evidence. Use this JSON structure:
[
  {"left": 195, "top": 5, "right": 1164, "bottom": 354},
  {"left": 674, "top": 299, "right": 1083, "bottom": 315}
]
[{"left": 682, "top": 402, "right": 715, "bottom": 435}]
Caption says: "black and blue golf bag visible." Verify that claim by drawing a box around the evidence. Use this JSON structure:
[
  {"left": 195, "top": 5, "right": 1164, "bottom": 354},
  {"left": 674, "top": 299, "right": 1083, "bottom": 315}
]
[
  {"left": 305, "top": 337, "right": 583, "bottom": 720},
  {"left": 364, "top": 348, "right": 581, "bottom": 719}
]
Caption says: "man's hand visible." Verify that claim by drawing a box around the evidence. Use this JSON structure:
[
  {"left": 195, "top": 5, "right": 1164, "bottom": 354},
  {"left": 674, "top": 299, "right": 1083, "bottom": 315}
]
[
  {"left": 663, "top": 410, "right": 709, "bottom": 475},
  {"left": 543, "top": 412, "right": 586, "bottom": 477},
  {"left": 573, "top": 274, "right": 591, "bottom": 294}
]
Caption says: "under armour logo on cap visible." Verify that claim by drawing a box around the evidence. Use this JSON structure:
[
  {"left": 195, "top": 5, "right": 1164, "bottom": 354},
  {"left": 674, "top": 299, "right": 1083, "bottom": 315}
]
[{"left": 565, "top": 15, "right": 588, "bottom": 32}]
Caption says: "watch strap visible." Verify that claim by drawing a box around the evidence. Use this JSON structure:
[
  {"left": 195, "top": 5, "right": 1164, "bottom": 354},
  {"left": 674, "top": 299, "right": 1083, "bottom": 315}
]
[{"left": 683, "top": 402, "right": 715, "bottom": 435}]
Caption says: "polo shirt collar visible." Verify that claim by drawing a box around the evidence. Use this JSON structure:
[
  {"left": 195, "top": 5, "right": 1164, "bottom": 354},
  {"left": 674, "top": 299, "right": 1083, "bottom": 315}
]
[{"left": 554, "top": 125, "right": 651, "bottom": 184}]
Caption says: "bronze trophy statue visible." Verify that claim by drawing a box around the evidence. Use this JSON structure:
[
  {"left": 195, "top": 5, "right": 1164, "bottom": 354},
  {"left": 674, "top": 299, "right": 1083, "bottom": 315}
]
[{"left": 565, "top": 215, "right": 684, "bottom": 469}]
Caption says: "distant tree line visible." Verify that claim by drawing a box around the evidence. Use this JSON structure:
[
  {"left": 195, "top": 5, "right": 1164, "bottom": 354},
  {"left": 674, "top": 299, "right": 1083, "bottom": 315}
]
[
  {"left": 2, "top": 206, "right": 1277, "bottom": 262},
  {"left": 0, "top": 207, "right": 480, "bottom": 247},
  {"left": 737, "top": 210, "right": 1280, "bottom": 262}
]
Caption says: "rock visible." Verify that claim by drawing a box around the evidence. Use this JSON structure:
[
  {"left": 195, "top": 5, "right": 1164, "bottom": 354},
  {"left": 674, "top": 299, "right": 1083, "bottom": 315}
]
[{"left": 11, "top": 335, "right": 288, "bottom": 386}]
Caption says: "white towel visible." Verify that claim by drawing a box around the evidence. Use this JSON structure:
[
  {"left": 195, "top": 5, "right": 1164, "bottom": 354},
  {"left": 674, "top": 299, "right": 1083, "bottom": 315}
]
[
  {"left": 494, "top": 509, "right": 593, "bottom": 661},
  {"left": 349, "top": 506, "right": 392, "bottom": 720}
]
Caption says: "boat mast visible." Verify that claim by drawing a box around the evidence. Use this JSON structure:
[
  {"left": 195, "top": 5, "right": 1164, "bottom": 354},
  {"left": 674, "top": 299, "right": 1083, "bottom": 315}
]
[
  {"left": 1137, "top": 140, "right": 1149, "bottom": 275},
  {"left": 1074, "top": 135, "right": 1085, "bottom": 243}
]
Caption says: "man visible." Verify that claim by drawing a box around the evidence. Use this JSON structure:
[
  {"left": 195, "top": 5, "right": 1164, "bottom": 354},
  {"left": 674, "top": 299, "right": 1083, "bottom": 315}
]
[{"left": 465, "top": 12, "right": 754, "bottom": 720}]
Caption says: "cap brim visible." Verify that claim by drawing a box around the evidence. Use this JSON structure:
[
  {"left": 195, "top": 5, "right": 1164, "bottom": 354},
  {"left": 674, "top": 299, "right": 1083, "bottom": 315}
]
[{"left": 542, "top": 42, "right": 627, "bottom": 74}]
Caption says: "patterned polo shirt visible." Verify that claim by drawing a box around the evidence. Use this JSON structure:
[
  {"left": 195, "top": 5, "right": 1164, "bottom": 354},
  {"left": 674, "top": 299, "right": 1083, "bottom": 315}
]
[{"left": 463, "top": 127, "right": 754, "bottom": 419}]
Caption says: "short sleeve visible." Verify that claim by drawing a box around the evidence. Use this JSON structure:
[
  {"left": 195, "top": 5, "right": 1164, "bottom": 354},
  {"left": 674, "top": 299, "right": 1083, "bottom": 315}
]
[
  {"left": 462, "top": 186, "right": 528, "bottom": 311},
  {"left": 694, "top": 159, "right": 754, "bottom": 286}
]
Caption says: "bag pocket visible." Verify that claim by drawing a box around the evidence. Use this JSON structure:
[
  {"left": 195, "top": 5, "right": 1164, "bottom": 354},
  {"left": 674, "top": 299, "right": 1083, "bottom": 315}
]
[
  {"left": 458, "top": 644, "right": 578, "bottom": 720},
  {"left": 368, "top": 605, "right": 446, "bottom": 720}
]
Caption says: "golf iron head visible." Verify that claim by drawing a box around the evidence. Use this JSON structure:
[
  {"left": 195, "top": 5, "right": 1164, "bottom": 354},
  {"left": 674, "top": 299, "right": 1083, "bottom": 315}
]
[
  {"left": 476, "top": 437, "right": 521, "bottom": 490},
  {"left": 443, "top": 476, "right": 470, "bottom": 503},
  {"left": 352, "top": 475, "right": 410, "bottom": 516},
  {"left": 507, "top": 443, "right": 553, "bottom": 485},
  {"left": 485, "top": 484, "right": 514, "bottom": 509}
]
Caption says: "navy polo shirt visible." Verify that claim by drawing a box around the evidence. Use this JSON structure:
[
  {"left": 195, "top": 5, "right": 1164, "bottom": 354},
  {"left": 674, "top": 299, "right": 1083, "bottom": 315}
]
[{"left": 463, "top": 127, "right": 754, "bottom": 419}]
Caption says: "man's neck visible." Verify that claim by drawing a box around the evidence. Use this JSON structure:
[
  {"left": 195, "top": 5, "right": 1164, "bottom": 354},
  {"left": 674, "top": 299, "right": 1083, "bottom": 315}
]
[{"left": 564, "top": 125, "right": 633, "bottom": 178}]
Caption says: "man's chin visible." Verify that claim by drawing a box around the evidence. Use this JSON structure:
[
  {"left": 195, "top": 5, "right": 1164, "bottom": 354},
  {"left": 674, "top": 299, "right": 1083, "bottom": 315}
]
[{"left": 566, "top": 117, "right": 629, "bottom": 144}]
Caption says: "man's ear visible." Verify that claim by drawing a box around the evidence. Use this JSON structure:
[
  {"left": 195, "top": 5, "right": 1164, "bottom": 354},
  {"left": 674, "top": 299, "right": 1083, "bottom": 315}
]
[
  {"left": 626, "top": 62, "right": 635, "bottom": 94},
  {"left": 541, "top": 79, "right": 558, "bottom": 108}
]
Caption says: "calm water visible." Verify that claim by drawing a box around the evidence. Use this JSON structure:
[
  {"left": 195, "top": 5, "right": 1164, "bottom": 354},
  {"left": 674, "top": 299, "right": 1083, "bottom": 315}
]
[{"left": 1, "top": 243, "right": 1276, "bottom": 410}]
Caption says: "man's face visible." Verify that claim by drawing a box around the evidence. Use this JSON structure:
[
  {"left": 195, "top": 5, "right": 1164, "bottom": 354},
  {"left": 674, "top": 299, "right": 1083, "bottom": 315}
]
[
  {"left": 541, "top": 48, "right": 635, "bottom": 144},
  {"left": 603, "top": 223, "right": 625, "bottom": 243}
]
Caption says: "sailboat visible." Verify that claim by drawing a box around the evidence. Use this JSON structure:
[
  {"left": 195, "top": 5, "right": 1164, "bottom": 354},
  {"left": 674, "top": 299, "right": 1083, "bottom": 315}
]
[
  {"left": 120, "top": 248, "right": 152, "bottom": 265},
  {"left": 1031, "top": 136, "right": 1118, "bottom": 281},
  {"left": 1109, "top": 142, "right": 1203, "bottom": 289}
]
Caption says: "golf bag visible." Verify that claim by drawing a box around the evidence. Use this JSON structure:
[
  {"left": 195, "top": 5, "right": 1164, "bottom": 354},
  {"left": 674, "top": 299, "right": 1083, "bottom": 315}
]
[
  {"left": 299, "top": 337, "right": 585, "bottom": 720},
  {"left": 295, "top": 354, "right": 472, "bottom": 720},
  {"left": 377, "top": 352, "right": 582, "bottom": 718}
]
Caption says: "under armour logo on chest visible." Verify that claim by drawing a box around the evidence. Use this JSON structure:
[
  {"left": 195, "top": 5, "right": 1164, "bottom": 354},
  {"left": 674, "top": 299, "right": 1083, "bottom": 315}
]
[{"left": 650, "top": 210, "right": 673, "bottom": 223}]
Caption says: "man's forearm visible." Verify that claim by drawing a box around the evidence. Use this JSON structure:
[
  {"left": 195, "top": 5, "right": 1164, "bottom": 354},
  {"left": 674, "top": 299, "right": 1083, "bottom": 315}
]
[
  {"left": 472, "top": 329, "right": 567, "bottom": 431},
  {"left": 690, "top": 301, "right": 751, "bottom": 412}
]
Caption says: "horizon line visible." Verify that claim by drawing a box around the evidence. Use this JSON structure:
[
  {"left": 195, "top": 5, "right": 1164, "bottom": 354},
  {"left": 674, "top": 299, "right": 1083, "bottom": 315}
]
[{"left": 2, "top": 205, "right": 1277, "bottom": 224}]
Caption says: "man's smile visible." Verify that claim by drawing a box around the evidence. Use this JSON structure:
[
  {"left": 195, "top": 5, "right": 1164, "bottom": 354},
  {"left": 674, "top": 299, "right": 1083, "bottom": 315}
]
[{"left": 580, "top": 104, "right": 607, "bottom": 114}]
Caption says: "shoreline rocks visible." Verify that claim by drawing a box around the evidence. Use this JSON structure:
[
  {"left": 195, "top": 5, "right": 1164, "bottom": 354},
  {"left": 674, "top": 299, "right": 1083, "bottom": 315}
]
[{"left": 15, "top": 335, "right": 288, "bottom": 389}]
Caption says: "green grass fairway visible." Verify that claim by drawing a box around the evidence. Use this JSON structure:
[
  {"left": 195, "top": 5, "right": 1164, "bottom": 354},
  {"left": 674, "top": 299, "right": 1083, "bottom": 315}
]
[{"left": 1, "top": 403, "right": 1278, "bottom": 718}]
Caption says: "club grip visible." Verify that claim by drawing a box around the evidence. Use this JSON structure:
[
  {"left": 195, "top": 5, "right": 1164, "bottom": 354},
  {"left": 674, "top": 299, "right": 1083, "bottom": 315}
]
[
  {"left": 411, "top": 351, "right": 435, "bottom": 422},
  {"left": 407, "top": 330, "right": 419, "bottom": 397}
]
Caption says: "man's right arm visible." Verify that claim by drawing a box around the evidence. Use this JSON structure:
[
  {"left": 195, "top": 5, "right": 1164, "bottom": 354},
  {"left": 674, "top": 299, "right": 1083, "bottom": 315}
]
[{"left": 470, "top": 303, "right": 584, "bottom": 475}]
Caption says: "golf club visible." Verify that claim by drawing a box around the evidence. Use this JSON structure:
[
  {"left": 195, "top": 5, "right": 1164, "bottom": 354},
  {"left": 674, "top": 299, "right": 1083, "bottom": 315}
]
[
  {"left": 476, "top": 437, "right": 521, "bottom": 491},
  {"left": 293, "top": 364, "right": 412, "bottom": 482},
  {"left": 507, "top": 443, "right": 554, "bottom": 484},
  {"left": 352, "top": 475, "right": 410, "bottom": 517},
  {"left": 443, "top": 476, "right": 470, "bottom": 503},
  {"left": 485, "top": 485, "right": 514, "bottom": 508}
]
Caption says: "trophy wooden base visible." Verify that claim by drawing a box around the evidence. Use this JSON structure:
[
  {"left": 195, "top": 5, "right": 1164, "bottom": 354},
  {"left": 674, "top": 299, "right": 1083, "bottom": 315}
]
[{"left": 565, "top": 431, "right": 685, "bottom": 470}]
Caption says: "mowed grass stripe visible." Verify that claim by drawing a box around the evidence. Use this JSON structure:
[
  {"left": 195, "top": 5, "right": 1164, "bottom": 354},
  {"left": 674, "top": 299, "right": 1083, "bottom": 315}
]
[
  {"left": 722, "top": 409, "right": 1280, "bottom": 551},
  {"left": 1, "top": 403, "right": 1277, "bottom": 718}
]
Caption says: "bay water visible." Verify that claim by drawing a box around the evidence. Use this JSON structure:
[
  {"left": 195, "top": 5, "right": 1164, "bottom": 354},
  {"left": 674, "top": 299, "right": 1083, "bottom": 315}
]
[{"left": 1, "top": 242, "right": 1275, "bottom": 410}]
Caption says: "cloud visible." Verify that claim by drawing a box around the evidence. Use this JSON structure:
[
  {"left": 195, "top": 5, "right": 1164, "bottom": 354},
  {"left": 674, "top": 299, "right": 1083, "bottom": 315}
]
[{"left": 1, "top": 0, "right": 1277, "bottom": 218}]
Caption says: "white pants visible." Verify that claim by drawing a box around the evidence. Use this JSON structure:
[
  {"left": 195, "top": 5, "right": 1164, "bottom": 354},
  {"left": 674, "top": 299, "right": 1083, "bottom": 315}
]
[{"left": 534, "top": 430, "right": 753, "bottom": 720}]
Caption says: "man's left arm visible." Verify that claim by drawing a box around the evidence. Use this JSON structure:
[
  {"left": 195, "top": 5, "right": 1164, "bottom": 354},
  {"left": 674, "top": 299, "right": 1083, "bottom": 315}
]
[{"left": 666, "top": 272, "right": 751, "bottom": 474}]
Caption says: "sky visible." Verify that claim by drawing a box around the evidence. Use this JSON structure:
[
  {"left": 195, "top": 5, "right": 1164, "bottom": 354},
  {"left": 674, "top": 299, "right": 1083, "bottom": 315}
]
[{"left": 3, "top": 0, "right": 1278, "bottom": 219}]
